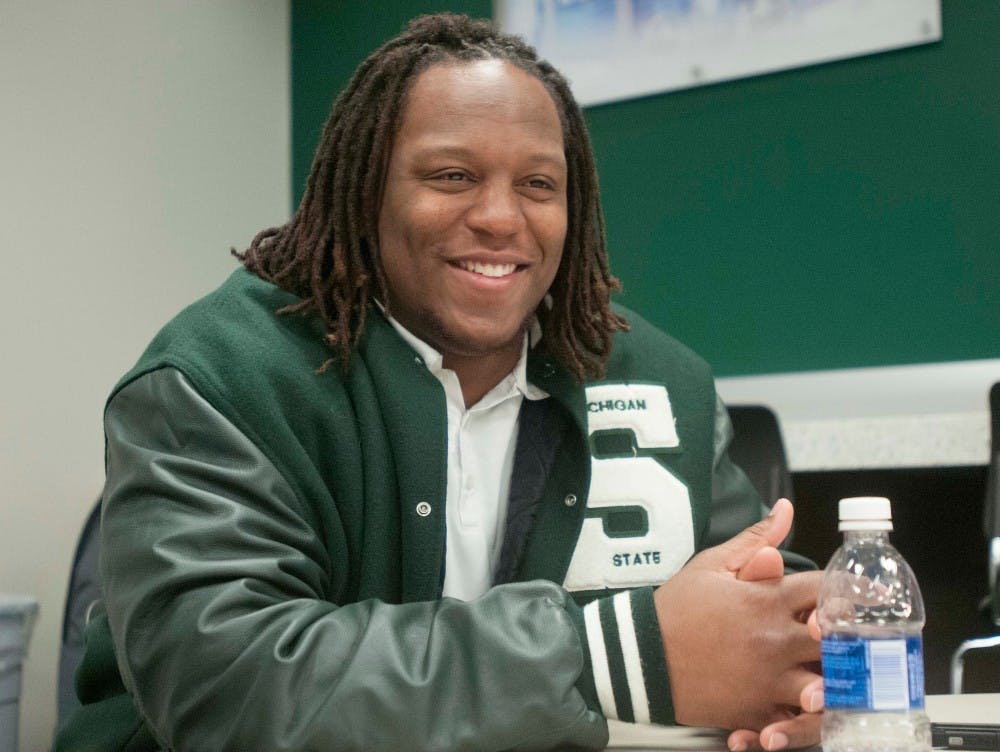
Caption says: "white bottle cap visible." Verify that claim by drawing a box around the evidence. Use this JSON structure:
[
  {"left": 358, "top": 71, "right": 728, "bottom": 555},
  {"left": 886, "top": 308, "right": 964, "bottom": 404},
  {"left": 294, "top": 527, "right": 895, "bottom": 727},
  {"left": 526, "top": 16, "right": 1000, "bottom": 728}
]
[{"left": 838, "top": 496, "right": 893, "bottom": 531}]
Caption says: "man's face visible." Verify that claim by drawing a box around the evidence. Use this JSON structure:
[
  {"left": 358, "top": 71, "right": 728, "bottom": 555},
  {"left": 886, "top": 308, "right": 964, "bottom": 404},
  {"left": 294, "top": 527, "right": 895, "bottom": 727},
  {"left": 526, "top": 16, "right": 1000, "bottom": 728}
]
[{"left": 377, "top": 59, "right": 567, "bottom": 371}]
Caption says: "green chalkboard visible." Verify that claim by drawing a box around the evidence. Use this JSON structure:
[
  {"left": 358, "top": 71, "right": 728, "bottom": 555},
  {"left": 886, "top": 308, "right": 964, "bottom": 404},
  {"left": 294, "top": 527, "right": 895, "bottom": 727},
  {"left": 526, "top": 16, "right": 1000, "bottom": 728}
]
[{"left": 292, "top": 1, "right": 999, "bottom": 376}]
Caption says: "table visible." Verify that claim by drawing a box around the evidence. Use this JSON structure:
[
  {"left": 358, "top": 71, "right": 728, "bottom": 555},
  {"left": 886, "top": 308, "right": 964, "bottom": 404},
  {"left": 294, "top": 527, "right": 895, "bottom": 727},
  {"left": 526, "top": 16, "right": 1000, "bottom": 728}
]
[{"left": 603, "top": 693, "right": 1000, "bottom": 751}]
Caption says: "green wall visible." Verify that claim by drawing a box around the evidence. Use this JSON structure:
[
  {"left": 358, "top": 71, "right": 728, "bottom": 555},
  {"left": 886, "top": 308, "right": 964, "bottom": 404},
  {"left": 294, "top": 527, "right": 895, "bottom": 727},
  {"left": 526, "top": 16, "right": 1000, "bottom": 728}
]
[
  {"left": 292, "top": 0, "right": 491, "bottom": 198},
  {"left": 292, "top": 1, "right": 999, "bottom": 377}
]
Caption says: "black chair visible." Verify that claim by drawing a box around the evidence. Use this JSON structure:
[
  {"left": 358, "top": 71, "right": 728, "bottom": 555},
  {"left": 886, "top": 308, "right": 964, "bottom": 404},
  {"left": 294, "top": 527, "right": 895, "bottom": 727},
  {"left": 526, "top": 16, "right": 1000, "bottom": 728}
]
[
  {"left": 726, "top": 403, "right": 795, "bottom": 506},
  {"left": 949, "top": 381, "right": 1000, "bottom": 693},
  {"left": 56, "top": 499, "right": 103, "bottom": 729}
]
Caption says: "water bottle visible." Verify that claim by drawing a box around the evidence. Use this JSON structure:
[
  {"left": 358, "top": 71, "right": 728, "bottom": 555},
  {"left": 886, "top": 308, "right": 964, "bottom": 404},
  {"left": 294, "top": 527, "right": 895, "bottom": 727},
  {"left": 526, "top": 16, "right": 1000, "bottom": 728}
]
[{"left": 818, "top": 496, "right": 931, "bottom": 752}]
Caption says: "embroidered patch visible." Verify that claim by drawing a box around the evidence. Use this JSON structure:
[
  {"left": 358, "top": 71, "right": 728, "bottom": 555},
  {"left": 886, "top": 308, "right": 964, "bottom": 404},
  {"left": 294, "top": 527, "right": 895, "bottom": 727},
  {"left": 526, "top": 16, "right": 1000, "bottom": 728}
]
[
  {"left": 585, "top": 383, "right": 679, "bottom": 450},
  {"left": 563, "top": 384, "right": 694, "bottom": 592}
]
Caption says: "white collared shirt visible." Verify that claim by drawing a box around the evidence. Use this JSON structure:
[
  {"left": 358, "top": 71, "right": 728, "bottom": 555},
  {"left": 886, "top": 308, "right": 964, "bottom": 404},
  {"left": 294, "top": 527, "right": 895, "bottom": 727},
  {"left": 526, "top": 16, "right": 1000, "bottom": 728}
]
[{"left": 385, "top": 317, "right": 548, "bottom": 601}]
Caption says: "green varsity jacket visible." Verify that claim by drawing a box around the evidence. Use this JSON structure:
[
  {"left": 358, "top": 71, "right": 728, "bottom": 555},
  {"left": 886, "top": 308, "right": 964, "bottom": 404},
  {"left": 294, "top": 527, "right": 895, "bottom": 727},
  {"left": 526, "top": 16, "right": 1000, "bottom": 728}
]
[{"left": 55, "top": 268, "right": 786, "bottom": 751}]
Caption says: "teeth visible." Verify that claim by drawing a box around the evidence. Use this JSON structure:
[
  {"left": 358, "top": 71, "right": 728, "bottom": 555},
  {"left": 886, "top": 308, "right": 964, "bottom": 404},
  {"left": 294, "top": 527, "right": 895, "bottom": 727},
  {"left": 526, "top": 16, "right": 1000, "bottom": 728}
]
[{"left": 457, "top": 260, "right": 517, "bottom": 278}]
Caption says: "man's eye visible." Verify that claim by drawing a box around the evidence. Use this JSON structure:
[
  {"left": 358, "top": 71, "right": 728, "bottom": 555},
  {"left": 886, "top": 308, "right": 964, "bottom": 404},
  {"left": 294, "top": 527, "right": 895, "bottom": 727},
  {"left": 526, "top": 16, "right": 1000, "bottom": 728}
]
[
  {"left": 525, "top": 177, "right": 555, "bottom": 191},
  {"left": 437, "top": 171, "right": 467, "bottom": 181}
]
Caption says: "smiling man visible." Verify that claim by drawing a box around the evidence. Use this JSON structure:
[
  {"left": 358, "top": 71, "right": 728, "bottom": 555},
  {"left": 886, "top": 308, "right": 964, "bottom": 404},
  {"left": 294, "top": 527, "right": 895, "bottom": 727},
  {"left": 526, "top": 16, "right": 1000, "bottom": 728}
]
[
  {"left": 377, "top": 59, "right": 567, "bottom": 407},
  {"left": 57, "top": 14, "right": 821, "bottom": 752}
]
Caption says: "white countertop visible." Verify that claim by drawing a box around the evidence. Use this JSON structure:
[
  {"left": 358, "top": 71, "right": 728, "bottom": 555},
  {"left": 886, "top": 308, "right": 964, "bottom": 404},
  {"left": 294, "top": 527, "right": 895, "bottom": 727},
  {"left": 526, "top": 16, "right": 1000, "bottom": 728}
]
[{"left": 716, "top": 359, "right": 998, "bottom": 471}]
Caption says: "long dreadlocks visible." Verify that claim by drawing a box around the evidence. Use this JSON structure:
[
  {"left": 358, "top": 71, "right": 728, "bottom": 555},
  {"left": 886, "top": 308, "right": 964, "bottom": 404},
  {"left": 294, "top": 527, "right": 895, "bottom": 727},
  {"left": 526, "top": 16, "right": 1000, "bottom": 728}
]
[{"left": 237, "top": 12, "right": 628, "bottom": 382}]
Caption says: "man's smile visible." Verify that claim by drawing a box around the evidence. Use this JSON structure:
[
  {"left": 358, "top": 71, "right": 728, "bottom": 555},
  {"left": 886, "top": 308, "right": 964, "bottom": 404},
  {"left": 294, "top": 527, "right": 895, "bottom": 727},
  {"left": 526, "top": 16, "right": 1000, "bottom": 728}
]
[{"left": 453, "top": 259, "right": 521, "bottom": 278}]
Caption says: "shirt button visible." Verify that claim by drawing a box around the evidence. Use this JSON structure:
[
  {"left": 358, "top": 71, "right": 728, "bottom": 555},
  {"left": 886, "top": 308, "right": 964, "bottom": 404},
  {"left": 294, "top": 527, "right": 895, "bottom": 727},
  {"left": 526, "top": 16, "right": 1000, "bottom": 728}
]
[
  {"left": 416, "top": 502, "right": 432, "bottom": 517},
  {"left": 564, "top": 494, "right": 577, "bottom": 507}
]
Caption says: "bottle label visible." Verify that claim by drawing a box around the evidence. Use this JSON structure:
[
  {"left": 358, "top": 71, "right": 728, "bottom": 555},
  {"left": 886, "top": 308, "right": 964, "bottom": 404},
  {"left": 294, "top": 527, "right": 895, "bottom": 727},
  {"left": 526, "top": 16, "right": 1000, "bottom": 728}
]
[{"left": 821, "top": 635, "right": 925, "bottom": 711}]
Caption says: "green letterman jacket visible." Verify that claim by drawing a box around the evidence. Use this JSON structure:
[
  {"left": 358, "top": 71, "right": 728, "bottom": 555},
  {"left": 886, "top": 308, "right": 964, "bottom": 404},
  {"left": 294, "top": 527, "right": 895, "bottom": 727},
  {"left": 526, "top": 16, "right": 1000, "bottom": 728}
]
[{"left": 56, "top": 268, "right": 800, "bottom": 752}]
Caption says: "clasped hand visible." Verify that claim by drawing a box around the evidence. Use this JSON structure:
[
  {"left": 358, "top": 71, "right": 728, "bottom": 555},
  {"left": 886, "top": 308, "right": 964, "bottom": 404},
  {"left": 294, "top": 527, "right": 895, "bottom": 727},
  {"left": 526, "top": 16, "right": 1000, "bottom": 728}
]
[{"left": 653, "top": 499, "right": 823, "bottom": 750}]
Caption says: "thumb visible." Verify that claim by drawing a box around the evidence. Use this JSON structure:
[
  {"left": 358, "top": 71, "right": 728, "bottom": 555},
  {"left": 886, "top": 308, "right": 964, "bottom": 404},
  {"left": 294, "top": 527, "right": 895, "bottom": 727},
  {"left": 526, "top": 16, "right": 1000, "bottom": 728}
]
[
  {"left": 711, "top": 498, "right": 794, "bottom": 574},
  {"left": 736, "top": 545, "right": 785, "bottom": 582}
]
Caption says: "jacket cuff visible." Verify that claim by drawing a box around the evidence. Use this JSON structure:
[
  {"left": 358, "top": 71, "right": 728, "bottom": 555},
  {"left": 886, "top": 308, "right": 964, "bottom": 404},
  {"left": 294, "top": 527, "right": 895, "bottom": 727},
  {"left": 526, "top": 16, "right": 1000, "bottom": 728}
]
[{"left": 566, "top": 587, "right": 674, "bottom": 725}]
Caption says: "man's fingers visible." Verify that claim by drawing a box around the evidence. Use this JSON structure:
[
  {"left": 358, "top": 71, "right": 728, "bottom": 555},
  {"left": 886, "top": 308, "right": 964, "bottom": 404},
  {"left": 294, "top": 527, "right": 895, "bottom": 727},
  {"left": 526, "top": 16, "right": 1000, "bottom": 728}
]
[
  {"left": 800, "top": 676, "right": 824, "bottom": 713},
  {"left": 807, "top": 609, "right": 821, "bottom": 641},
  {"left": 736, "top": 545, "right": 785, "bottom": 582},
  {"left": 758, "top": 710, "right": 822, "bottom": 751},
  {"left": 717, "top": 498, "right": 795, "bottom": 573},
  {"left": 726, "top": 680, "right": 824, "bottom": 751},
  {"left": 729, "top": 710, "right": 822, "bottom": 752},
  {"left": 726, "top": 727, "right": 761, "bottom": 751},
  {"left": 774, "top": 667, "right": 823, "bottom": 708},
  {"left": 726, "top": 707, "right": 797, "bottom": 752},
  {"left": 779, "top": 570, "right": 823, "bottom": 615},
  {"left": 778, "top": 621, "right": 823, "bottom": 666}
]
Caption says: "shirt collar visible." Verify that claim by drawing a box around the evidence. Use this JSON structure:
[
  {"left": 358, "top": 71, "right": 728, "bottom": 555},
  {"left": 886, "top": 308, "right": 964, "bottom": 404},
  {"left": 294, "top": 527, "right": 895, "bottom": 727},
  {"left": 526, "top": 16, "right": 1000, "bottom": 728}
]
[{"left": 377, "top": 303, "right": 548, "bottom": 402}]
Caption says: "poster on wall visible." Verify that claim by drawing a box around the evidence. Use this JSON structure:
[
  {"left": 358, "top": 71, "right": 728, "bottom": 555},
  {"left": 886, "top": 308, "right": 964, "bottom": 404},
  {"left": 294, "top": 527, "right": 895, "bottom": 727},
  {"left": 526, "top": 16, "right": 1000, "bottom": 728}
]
[{"left": 494, "top": 0, "right": 942, "bottom": 107}]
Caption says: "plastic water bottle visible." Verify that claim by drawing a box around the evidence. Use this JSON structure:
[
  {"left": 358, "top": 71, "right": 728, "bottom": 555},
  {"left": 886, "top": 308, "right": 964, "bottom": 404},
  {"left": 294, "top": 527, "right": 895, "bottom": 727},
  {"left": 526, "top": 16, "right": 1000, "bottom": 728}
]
[{"left": 818, "top": 497, "right": 931, "bottom": 752}]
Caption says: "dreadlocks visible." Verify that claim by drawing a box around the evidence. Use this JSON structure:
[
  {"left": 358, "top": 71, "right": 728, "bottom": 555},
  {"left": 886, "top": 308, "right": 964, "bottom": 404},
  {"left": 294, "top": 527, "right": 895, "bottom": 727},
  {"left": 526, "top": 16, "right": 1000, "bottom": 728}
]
[{"left": 236, "top": 12, "right": 628, "bottom": 381}]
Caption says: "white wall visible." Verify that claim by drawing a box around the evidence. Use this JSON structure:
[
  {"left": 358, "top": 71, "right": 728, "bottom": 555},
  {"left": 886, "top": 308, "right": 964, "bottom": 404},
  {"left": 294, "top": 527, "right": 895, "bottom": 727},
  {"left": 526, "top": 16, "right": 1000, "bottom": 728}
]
[{"left": 0, "top": 2, "right": 290, "bottom": 748}]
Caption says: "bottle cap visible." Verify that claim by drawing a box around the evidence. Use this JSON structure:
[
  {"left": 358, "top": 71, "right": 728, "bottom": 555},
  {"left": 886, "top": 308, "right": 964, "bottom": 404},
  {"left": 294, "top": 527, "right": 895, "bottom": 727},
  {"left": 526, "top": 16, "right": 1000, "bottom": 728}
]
[{"left": 838, "top": 496, "right": 893, "bottom": 531}]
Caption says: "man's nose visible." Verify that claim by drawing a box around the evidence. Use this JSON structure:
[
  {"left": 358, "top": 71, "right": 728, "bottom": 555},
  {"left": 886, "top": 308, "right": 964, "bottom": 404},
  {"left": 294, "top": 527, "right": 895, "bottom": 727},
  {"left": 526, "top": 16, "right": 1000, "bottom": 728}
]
[{"left": 464, "top": 182, "right": 525, "bottom": 239}]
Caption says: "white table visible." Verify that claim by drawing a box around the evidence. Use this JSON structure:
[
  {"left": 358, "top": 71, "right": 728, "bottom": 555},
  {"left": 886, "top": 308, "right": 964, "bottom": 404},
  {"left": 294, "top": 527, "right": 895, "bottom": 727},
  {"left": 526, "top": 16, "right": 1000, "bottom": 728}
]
[{"left": 604, "top": 693, "right": 1000, "bottom": 751}]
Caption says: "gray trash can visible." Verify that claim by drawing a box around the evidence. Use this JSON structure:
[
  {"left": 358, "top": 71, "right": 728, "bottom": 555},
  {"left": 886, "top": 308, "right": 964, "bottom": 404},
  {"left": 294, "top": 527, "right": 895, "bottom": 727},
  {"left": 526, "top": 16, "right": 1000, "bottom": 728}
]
[{"left": 0, "top": 595, "right": 38, "bottom": 752}]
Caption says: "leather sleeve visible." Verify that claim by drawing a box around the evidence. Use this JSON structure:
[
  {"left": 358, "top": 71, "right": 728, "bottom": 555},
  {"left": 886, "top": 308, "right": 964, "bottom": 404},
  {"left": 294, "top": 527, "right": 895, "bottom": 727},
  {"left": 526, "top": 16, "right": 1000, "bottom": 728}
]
[
  {"left": 705, "top": 395, "right": 815, "bottom": 571},
  {"left": 101, "top": 368, "right": 608, "bottom": 752},
  {"left": 705, "top": 394, "right": 769, "bottom": 546}
]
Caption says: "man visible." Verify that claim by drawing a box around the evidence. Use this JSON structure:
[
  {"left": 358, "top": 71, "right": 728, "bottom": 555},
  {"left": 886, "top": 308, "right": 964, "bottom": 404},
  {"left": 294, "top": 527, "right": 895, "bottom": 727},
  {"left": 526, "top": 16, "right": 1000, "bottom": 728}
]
[{"left": 57, "top": 14, "right": 822, "bottom": 752}]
